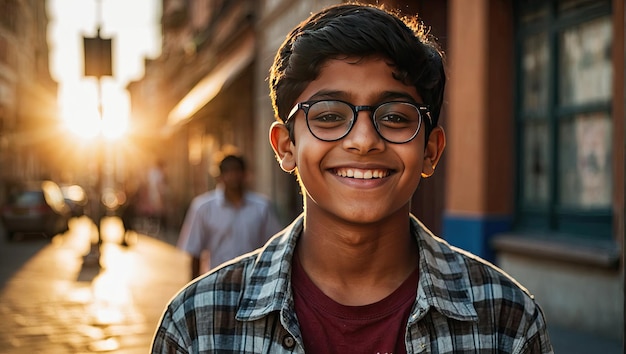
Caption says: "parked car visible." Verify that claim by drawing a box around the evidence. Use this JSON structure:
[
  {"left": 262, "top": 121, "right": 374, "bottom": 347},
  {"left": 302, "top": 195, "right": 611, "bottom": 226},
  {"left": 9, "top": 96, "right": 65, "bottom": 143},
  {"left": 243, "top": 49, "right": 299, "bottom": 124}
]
[
  {"left": 61, "top": 184, "right": 88, "bottom": 217},
  {"left": 0, "top": 180, "right": 71, "bottom": 241}
]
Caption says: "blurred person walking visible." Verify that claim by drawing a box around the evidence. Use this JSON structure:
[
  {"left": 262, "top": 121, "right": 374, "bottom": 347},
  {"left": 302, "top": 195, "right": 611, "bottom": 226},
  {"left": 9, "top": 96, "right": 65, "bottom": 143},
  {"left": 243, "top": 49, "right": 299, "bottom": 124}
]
[
  {"left": 119, "top": 184, "right": 139, "bottom": 245},
  {"left": 176, "top": 154, "right": 283, "bottom": 279},
  {"left": 134, "top": 159, "right": 168, "bottom": 235},
  {"left": 145, "top": 159, "right": 168, "bottom": 230}
]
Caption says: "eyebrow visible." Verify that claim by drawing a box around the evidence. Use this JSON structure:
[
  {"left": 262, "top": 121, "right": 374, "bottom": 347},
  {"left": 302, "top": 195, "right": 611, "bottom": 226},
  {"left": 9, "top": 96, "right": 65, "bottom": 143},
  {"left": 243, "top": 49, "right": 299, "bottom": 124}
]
[{"left": 307, "top": 90, "right": 421, "bottom": 104}]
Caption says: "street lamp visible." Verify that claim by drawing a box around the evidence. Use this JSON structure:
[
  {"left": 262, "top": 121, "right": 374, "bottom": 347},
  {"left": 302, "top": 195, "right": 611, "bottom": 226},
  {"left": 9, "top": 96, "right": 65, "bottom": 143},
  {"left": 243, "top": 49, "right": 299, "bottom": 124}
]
[{"left": 82, "top": 0, "right": 114, "bottom": 266}]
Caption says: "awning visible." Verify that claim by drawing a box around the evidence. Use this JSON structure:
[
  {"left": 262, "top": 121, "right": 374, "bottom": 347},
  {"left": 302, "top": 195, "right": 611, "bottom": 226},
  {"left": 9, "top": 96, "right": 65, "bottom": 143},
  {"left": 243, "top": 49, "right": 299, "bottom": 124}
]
[{"left": 166, "top": 34, "right": 255, "bottom": 129}]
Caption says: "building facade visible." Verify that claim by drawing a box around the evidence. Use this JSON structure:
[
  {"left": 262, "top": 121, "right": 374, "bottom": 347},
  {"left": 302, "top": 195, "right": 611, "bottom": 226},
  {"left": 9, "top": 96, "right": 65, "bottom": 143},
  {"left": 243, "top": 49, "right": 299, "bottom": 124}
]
[
  {"left": 0, "top": 0, "right": 59, "bottom": 204},
  {"left": 127, "top": 0, "right": 624, "bottom": 340},
  {"left": 444, "top": 0, "right": 623, "bottom": 339}
]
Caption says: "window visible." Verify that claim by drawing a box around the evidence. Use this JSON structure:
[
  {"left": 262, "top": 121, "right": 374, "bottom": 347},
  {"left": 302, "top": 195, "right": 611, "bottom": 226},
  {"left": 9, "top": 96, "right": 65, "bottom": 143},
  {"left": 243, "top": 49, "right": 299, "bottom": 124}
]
[
  {"left": 0, "top": 0, "right": 17, "bottom": 33},
  {"left": 515, "top": 0, "right": 612, "bottom": 238}
]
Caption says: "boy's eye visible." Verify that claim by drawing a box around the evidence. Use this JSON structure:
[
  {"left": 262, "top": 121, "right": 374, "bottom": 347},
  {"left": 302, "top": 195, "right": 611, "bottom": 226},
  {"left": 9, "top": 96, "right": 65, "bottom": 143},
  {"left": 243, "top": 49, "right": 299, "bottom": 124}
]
[
  {"left": 378, "top": 113, "right": 410, "bottom": 124},
  {"left": 311, "top": 112, "right": 347, "bottom": 123},
  {"left": 375, "top": 103, "right": 420, "bottom": 128}
]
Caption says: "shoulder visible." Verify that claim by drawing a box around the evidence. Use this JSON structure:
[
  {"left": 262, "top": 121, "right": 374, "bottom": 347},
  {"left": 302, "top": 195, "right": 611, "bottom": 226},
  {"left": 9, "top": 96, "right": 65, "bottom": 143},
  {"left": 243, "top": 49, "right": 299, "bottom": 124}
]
[
  {"left": 166, "top": 220, "right": 299, "bottom": 312},
  {"left": 170, "top": 217, "right": 300, "bottom": 312},
  {"left": 412, "top": 216, "right": 542, "bottom": 322},
  {"left": 191, "top": 191, "right": 220, "bottom": 208},
  {"left": 432, "top": 231, "right": 536, "bottom": 305},
  {"left": 451, "top": 245, "right": 541, "bottom": 320},
  {"left": 155, "top": 222, "right": 302, "bottom": 351},
  {"left": 452, "top": 252, "right": 551, "bottom": 352},
  {"left": 414, "top": 220, "right": 552, "bottom": 351},
  {"left": 243, "top": 191, "right": 274, "bottom": 206},
  {"left": 413, "top": 217, "right": 533, "bottom": 300},
  {"left": 164, "top": 256, "right": 254, "bottom": 327},
  {"left": 155, "top": 257, "right": 253, "bottom": 350}
]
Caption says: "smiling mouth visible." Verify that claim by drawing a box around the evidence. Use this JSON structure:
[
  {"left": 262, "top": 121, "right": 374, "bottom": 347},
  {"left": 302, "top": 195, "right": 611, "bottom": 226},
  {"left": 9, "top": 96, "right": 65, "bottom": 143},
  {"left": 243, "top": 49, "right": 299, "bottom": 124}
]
[{"left": 333, "top": 168, "right": 391, "bottom": 179}]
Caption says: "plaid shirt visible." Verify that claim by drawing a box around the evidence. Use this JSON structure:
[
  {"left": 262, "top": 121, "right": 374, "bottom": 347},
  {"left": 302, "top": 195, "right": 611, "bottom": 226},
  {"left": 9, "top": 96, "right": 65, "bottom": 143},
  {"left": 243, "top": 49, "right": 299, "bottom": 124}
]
[{"left": 152, "top": 215, "right": 554, "bottom": 353}]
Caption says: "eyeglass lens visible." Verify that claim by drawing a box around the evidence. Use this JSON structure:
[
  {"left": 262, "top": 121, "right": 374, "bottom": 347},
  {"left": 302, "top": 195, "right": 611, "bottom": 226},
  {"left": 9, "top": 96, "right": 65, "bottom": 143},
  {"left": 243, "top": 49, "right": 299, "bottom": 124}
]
[{"left": 305, "top": 101, "right": 421, "bottom": 143}]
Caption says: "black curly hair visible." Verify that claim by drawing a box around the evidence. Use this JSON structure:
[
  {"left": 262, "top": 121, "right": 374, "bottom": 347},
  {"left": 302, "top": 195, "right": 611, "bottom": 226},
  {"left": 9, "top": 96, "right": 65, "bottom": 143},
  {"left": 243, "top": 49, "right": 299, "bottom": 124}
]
[{"left": 269, "top": 2, "right": 446, "bottom": 141}]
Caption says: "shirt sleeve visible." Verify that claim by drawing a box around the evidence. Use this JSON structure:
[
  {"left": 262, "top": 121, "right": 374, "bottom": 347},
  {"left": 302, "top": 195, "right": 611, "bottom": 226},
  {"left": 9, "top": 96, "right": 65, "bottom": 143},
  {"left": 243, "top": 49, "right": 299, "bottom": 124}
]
[
  {"left": 513, "top": 301, "right": 554, "bottom": 354},
  {"left": 151, "top": 306, "right": 190, "bottom": 354},
  {"left": 177, "top": 197, "right": 206, "bottom": 257}
]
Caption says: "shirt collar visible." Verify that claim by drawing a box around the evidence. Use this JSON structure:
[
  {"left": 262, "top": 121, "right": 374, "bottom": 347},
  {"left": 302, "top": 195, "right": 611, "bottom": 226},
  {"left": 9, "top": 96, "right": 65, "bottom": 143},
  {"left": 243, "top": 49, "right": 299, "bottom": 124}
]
[
  {"left": 236, "top": 216, "right": 302, "bottom": 321},
  {"left": 236, "top": 214, "right": 477, "bottom": 323},
  {"left": 215, "top": 185, "right": 249, "bottom": 207},
  {"left": 411, "top": 216, "right": 478, "bottom": 322}
]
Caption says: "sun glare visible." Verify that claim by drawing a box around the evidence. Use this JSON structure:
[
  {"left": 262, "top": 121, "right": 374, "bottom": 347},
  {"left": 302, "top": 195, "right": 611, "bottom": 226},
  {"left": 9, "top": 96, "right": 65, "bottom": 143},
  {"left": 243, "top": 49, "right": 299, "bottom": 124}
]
[
  {"left": 49, "top": 0, "right": 161, "bottom": 143},
  {"left": 60, "top": 82, "right": 100, "bottom": 139},
  {"left": 60, "top": 78, "right": 129, "bottom": 141},
  {"left": 101, "top": 86, "right": 130, "bottom": 140}
]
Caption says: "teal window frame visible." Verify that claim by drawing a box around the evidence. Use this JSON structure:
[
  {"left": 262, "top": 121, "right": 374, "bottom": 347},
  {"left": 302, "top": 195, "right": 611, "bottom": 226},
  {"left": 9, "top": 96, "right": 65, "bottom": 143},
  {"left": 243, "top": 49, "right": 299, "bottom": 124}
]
[{"left": 514, "top": 0, "right": 613, "bottom": 239}]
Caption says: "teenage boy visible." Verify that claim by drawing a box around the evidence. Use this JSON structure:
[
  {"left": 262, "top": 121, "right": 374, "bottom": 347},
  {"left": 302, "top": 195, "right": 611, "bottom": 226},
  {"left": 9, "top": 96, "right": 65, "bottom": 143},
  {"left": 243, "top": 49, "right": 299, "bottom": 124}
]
[{"left": 152, "top": 3, "right": 554, "bottom": 353}]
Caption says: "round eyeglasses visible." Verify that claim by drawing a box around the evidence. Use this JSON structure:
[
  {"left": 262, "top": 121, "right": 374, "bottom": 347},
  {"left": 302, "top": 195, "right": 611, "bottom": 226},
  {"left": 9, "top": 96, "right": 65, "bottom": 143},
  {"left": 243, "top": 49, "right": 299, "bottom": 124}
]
[{"left": 285, "top": 99, "right": 431, "bottom": 144}]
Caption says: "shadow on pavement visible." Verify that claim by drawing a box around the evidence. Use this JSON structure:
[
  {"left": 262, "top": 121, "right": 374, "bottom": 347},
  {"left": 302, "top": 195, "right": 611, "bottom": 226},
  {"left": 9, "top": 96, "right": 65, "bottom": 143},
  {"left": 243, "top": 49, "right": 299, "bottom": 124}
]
[
  {"left": 0, "top": 229, "right": 51, "bottom": 291},
  {"left": 76, "top": 261, "right": 102, "bottom": 283}
]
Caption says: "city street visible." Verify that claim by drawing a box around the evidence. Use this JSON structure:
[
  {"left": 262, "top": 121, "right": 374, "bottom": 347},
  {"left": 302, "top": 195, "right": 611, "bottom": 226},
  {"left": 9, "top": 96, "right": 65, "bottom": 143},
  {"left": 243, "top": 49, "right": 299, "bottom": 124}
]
[
  {"left": 0, "top": 216, "right": 622, "bottom": 353},
  {"left": 0, "top": 216, "right": 189, "bottom": 354}
]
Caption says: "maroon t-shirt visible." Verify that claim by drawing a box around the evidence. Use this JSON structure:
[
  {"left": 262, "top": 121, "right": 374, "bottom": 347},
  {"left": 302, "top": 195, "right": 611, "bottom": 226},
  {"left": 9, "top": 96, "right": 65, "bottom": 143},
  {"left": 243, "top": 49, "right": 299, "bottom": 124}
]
[{"left": 292, "top": 255, "right": 419, "bottom": 354}]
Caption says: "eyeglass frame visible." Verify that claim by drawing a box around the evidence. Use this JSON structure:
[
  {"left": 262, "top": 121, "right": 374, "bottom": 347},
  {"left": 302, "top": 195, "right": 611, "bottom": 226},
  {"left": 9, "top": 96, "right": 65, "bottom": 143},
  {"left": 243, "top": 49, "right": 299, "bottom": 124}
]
[{"left": 285, "top": 99, "right": 432, "bottom": 144}]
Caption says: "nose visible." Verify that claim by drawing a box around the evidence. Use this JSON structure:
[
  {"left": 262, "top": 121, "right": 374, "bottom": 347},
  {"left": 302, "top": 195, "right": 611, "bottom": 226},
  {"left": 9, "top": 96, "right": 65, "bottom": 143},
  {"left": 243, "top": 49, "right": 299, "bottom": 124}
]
[{"left": 341, "top": 111, "right": 384, "bottom": 153}]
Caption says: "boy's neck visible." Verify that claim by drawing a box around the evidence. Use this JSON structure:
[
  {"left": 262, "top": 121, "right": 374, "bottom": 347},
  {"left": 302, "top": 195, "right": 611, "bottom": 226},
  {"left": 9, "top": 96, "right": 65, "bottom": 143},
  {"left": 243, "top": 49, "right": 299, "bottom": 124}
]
[{"left": 297, "top": 206, "right": 419, "bottom": 306}]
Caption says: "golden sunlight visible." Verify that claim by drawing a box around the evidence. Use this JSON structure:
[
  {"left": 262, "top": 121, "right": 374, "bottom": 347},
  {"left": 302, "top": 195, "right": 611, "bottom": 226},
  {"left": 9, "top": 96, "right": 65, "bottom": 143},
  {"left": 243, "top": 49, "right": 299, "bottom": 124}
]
[
  {"left": 59, "top": 79, "right": 130, "bottom": 141},
  {"left": 48, "top": 0, "right": 160, "bottom": 142},
  {"left": 59, "top": 81, "right": 101, "bottom": 139},
  {"left": 101, "top": 88, "right": 130, "bottom": 140}
]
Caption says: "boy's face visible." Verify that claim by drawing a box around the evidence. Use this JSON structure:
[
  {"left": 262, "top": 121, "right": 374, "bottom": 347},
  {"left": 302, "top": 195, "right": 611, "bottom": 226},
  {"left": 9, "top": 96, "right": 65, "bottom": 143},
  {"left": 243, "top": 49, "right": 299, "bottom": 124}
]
[{"left": 270, "top": 56, "right": 445, "bottom": 224}]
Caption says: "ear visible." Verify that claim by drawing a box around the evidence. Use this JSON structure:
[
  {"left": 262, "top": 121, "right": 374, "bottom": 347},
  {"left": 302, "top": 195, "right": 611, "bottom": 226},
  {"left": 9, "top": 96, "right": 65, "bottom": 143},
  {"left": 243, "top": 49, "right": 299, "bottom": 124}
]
[
  {"left": 421, "top": 126, "right": 446, "bottom": 178},
  {"left": 269, "top": 121, "right": 296, "bottom": 173}
]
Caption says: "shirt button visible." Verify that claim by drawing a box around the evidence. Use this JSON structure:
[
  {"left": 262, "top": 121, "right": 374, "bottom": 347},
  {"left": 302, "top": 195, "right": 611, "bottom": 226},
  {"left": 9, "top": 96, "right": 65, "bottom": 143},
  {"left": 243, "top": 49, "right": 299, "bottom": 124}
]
[{"left": 282, "top": 334, "right": 296, "bottom": 349}]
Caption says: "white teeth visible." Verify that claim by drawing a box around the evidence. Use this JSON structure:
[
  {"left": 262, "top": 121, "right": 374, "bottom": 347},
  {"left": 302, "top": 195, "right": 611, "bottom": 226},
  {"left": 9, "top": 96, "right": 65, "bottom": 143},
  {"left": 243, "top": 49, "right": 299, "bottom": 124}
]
[{"left": 335, "top": 168, "right": 389, "bottom": 179}]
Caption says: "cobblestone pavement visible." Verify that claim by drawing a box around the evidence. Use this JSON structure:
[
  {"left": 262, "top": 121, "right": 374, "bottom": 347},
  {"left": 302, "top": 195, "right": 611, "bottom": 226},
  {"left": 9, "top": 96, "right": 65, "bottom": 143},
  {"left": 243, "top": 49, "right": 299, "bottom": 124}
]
[{"left": 0, "top": 216, "right": 189, "bottom": 354}]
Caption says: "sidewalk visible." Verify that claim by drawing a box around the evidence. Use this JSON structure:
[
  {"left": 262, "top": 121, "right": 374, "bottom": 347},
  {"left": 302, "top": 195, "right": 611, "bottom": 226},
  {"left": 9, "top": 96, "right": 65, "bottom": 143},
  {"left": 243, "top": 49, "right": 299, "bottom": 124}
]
[
  {"left": 0, "top": 216, "right": 190, "bottom": 354},
  {"left": 549, "top": 325, "right": 622, "bottom": 354},
  {"left": 0, "top": 216, "right": 622, "bottom": 353}
]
